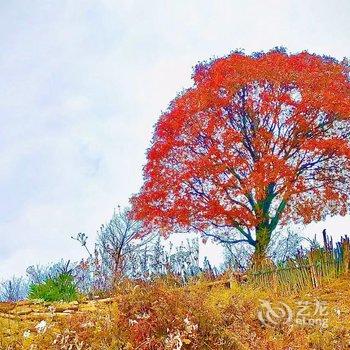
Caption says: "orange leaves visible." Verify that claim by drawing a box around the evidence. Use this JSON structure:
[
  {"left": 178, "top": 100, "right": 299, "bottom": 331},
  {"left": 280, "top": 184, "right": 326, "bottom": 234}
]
[
  {"left": 246, "top": 155, "right": 293, "bottom": 198},
  {"left": 131, "top": 49, "right": 350, "bottom": 238},
  {"left": 302, "top": 138, "right": 350, "bottom": 158}
]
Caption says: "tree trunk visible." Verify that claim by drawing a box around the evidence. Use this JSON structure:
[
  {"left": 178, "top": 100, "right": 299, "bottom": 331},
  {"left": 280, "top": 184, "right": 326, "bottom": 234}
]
[{"left": 252, "top": 227, "right": 272, "bottom": 267}]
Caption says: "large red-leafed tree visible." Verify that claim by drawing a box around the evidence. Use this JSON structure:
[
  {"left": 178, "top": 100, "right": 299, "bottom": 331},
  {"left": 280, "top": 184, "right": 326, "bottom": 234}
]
[{"left": 131, "top": 49, "right": 350, "bottom": 259}]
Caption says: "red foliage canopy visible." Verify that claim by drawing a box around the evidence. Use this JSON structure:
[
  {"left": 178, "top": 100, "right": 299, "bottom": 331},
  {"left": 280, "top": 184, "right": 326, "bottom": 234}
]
[{"left": 131, "top": 50, "right": 350, "bottom": 247}]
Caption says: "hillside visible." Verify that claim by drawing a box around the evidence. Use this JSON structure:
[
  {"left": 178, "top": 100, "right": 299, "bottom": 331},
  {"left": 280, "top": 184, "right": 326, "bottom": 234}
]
[{"left": 1, "top": 276, "right": 349, "bottom": 350}]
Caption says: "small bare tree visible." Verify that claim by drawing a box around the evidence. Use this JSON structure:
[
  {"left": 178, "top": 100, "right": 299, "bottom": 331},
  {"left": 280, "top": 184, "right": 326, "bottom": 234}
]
[
  {"left": 223, "top": 243, "right": 254, "bottom": 272},
  {"left": 0, "top": 276, "right": 28, "bottom": 301},
  {"left": 96, "top": 207, "right": 155, "bottom": 281},
  {"left": 268, "top": 229, "right": 305, "bottom": 263},
  {"left": 73, "top": 207, "right": 155, "bottom": 288}
]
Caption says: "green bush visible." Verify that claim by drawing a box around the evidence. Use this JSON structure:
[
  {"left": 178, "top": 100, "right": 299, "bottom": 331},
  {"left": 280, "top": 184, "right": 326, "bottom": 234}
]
[{"left": 29, "top": 273, "right": 78, "bottom": 302}]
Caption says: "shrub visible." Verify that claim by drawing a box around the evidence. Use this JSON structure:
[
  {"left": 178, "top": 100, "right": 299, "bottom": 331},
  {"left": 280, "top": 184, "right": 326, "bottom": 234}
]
[{"left": 28, "top": 273, "right": 78, "bottom": 302}]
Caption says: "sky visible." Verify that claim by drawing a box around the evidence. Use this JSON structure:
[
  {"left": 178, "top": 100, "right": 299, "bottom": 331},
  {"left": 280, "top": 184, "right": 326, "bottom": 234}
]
[{"left": 0, "top": 0, "right": 349, "bottom": 279}]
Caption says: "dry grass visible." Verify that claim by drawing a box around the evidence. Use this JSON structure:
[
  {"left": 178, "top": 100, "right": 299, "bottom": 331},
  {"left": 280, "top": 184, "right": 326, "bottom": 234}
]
[{"left": 1, "top": 275, "right": 350, "bottom": 350}]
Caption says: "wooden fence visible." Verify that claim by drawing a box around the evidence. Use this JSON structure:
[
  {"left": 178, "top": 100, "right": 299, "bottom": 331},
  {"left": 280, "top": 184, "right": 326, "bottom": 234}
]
[
  {"left": 247, "top": 234, "right": 350, "bottom": 292},
  {"left": 206, "top": 234, "right": 350, "bottom": 293}
]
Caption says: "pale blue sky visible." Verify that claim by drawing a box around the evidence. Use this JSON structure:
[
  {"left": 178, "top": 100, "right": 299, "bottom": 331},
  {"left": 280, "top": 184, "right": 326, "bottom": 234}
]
[{"left": 1, "top": 0, "right": 349, "bottom": 279}]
